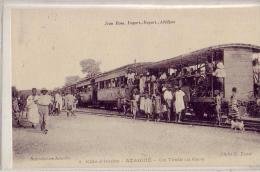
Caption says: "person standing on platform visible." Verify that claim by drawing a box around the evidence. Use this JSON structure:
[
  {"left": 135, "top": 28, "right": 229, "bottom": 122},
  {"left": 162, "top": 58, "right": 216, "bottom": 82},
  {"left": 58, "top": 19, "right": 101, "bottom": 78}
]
[
  {"left": 174, "top": 86, "right": 185, "bottom": 122},
  {"left": 163, "top": 87, "right": 173, "bottom": 122},
  {"left": 26, "top": 88, "right": 40, "bottom": 128},
  {"left": 214, "top": 90, "right": 222, "bottom": 126},
  {"left": 213, "top": 61, "right": 226, "bottom": 92},
  {"left": 229, "top": 87, "right": 240, "bottom": 120},
  {"left": 64, "top": 91, "right": 77, "bottom": 117},
  {"left": 37, "top": 88, "right": 52, "bottom": 134},
  {"left": 54, "top": 91, "right": 63, "bottom": 115},
  {"left": 132, "top": 90, "right": 140, "bottom": 119},
  {"left": 153, "top": 91, "right": 162, "bottom": 122},
  {"left": 144, "top": 93, "right": 153, "bottom": 121}
]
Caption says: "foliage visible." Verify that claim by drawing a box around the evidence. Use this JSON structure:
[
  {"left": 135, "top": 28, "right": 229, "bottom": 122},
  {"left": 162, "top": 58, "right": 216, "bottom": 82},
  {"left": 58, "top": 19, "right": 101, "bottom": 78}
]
[
  {"left": 80, "top": 58, "right": 101, "bottom": 77},
  {"left": 65, "top": 75, "right": 80, "bottom": 86}
]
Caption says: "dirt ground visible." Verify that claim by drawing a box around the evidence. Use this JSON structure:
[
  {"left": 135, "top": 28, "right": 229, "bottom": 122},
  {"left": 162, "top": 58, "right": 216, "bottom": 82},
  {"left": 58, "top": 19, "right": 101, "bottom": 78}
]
[{"left": 13, "top": 111, "right": 260, "bottom": 169}]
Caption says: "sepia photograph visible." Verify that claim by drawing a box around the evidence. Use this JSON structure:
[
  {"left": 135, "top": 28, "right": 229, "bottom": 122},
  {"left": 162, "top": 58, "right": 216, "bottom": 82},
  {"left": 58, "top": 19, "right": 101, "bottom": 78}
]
[{"left": 10, "top": 5, "right": 260, "bottom": 169}]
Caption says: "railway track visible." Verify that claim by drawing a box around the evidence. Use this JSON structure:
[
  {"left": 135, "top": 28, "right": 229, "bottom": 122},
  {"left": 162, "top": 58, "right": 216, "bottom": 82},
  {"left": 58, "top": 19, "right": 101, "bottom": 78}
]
[{"left": 75, "top": 108, "right": 260, "bottom": 133}]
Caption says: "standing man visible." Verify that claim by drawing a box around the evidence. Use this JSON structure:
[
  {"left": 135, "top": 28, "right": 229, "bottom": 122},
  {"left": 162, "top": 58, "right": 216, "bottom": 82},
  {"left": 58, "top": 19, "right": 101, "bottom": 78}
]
[
  {"left": 26, "top": 88, "right": 40, "bottom": 128},
  {"left": 64, "top": 91, "right": 77, "bottom": 117},
  {"left": 37, "top": 88, "right": 52, "bottom": 134},
  {"left": 163, "top": 86, "right": 173, "bottom": 122},
  {"left": 54, "top": 91, "right": 63, "bottom": 115}
]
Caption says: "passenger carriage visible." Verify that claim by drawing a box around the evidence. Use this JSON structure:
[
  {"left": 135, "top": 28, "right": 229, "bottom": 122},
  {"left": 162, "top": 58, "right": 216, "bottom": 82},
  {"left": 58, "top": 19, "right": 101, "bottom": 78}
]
[
  {"left": 75, "top": 77, "right": 94, "bottom": 106},
  {"left": 147, "top": 43, "right": 260, "bottom": 119},
  {"left": 77, "top": 63, "right": 151, "bottom": 110},
  {"left": 62, "top": 43, "right": 260, "bottom": 122},
  {"left": 61, "top": 83, "right": 77, "bottom": 95}
]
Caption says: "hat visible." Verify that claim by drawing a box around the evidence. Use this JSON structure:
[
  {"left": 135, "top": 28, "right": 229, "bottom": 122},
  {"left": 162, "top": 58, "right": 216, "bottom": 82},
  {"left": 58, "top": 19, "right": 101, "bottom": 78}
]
[
  {"left": 162, "top": 87, "right": 167, "bottom": 92},
  {"left": 217, "top": 62, "right": 224, "bottom": 69},
  {"left": 174, "top": 85, "right": 179, "bottom": 89},
  {"left": 41, "top": 88, "right": 48, "bottom": 92},
  {"left": 214, "top": 90, "right": 220, "bottom": 95}
]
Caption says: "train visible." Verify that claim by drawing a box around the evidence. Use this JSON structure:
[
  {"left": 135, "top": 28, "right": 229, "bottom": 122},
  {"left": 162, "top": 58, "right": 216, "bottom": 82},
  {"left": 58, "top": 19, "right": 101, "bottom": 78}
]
[{"left": 61, "top": 43, "right": 260, "bottom": 118}]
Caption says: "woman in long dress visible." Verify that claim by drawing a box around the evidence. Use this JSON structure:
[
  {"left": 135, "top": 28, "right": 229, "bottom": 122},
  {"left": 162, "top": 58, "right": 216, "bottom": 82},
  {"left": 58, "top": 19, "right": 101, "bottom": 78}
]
[
  {"left": 26, "top": 88, "right": 40, "bottom": 128},
  {"left": 144, "top": 93, "right": 153, "bottom": 121},
  {"left": 174, "top": 86, "right": 185, "bottom": 122}
]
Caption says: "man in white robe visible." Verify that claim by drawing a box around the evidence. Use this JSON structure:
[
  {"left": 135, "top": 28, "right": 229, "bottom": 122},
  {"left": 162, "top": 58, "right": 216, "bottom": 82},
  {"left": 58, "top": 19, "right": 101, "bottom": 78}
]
[
  {"left": 54, "top": 91, "right": 63, "bottom": 115},
  {"left": 26, "top": 88, "right": 40, "bottom": 128},
  {"left": 174, "top": 86, "right": 185, "bottom": 122}
]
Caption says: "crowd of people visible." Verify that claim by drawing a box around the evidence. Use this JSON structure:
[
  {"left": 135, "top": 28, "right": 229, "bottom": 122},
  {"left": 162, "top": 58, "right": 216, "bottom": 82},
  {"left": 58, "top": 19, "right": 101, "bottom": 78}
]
[
  {"left": 12, "top": 55, "right": 259, "bottom": 132},
  {"left": 12, "top": 88, "right": 78, "bottom": 134},
  {"left": 117, "top": 56, "right": 227, "bottom": 124},
  {"left": 123, "top": 69, "right": 244, "bottom": 128}
]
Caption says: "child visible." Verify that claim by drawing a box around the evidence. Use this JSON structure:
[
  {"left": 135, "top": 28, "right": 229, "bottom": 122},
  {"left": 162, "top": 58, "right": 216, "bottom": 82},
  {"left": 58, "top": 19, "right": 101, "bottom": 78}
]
[
  {"left": 229, "top": 87, "right": 244, "bottom": 130},
  {"left": 153, "top": 92, "right": 162, "bottom": 122},
  {"left": 132, "top": 91, "right": 140, "bottom": 119},
  {"left": 214, "top": 90, "right": 222, "bottom": 126},
  {"left": 144, "top": 93, "right": 153, "bottom": 121},
  {"left": 122, "top": 97, "right": 128, "bottom": 115},
  {"left": 12, "top": 96, "right": 22, "bottom": 127},
  {"left": 230, "top": 87, "right": 239, "bottom": 119}
]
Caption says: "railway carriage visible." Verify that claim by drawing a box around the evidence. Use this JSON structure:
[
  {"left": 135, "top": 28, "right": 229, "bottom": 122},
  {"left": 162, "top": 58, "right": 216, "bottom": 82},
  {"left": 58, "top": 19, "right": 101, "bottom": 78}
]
[
  {"left": 77, "top": 62, "right": 151, "bottom": 109},
  {"left": 147, "top": 43, "right": 260, "bottom": 118},
  {"left": 61, "top": 83, "right": 77, "bottom": 95},
  {"left": 75, "top": 77, "right": 94, "bottom": 106},
  {"left": 62, "top": 43, "right": 260, "bottom": 121}
]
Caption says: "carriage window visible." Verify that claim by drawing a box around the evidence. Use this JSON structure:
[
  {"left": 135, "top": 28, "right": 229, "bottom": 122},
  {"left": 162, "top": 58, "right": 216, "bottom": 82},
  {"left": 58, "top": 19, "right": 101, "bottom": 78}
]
[
  {"left": 99, "top": 81, "right": 105, "bottom": 89},
  {"left": 106, "top": 80, "right": 110, "bottom": 88},
  {"left": 115, "top": 78, "right": 119, "bottom": 87},
  {"left": 111, "top": 78, "right": 116, "bottom": 88},
  {"left": 87, "top": 86, "right": 91, "bottom": 92}
]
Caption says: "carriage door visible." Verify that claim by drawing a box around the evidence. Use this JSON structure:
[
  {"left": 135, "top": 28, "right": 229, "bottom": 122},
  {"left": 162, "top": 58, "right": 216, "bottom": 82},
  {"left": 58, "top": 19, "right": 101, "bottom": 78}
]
[
  {"left": 224, "top": 48, "right": 254, "bottom": 101},
  {"left": 91, "top": 79, "right": 97, "bottom": 104}
]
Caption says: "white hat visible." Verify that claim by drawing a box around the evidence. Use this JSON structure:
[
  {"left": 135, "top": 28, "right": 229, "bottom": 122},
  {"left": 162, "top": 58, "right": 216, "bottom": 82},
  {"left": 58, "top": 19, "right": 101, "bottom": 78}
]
[
  {"left": 162, "top": 87, "right": 167, "bottom": 92},
  {"left": 217, "top": 62, "right": 224, "bottom": 69},
  {"left": 41, "top": 88, "right": 48, "bottom": 92}
]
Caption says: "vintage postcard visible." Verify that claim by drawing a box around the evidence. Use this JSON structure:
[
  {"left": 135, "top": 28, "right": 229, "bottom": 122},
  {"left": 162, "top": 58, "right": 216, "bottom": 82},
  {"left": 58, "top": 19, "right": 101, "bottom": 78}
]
[{"left": 6, "top": 3, "right": 260, "bottom": 170}]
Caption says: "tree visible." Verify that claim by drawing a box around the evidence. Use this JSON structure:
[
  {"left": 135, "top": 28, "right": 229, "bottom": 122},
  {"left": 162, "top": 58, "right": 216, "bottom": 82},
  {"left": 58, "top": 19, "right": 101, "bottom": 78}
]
[
  {"left": 65, "top": 75, "right": 80, "bottom": 86},
  {"left": 80, "top": 58, "right": 101, "bottom": 77}
]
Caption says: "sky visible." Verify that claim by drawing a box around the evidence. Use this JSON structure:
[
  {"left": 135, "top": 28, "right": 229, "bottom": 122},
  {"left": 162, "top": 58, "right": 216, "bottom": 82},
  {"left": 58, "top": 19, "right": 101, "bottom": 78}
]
[{"left": 12, "top": 6, "right": 260, "bottom": 90}]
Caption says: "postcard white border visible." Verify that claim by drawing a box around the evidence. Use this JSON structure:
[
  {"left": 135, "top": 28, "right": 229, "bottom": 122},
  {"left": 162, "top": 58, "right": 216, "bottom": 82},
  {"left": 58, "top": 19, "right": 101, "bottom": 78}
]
[{"left": 2, "top": 0, "right": 260, "bottom": 171}]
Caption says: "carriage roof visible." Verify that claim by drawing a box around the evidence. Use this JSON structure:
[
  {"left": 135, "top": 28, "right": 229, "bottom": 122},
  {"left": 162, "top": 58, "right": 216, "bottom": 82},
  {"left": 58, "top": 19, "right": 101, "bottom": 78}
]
[
  {"left": 94, "top": 62, "right": 151, "bottom": 82},
  {"left": 148, "top": 43, "right": 260, "bottom": 69}
]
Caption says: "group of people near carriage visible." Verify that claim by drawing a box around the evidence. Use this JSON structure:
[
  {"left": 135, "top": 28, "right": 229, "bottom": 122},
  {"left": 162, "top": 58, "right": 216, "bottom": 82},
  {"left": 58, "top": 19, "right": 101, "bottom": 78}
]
[{"left": 120, "top": 58, "right": 245, "bottom": 128}]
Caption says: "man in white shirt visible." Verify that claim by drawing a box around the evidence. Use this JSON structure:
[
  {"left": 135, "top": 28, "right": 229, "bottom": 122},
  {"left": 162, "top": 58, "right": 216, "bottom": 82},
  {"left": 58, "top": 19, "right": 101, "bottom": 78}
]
[
  {"left": 213, "top": 61, "right": 226, "bottom": 92},
  {"left": 174, "top": 86, "right": 185, "bottom": 122},
  {"left": 37, "top": 88, "right": 52, "bottom": 134},
  {"left": 54, "top": 91, "right": 63, "bottom": 115},
  {"left": 160, "top": 72, "right": 167, "bottom": 80}
]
